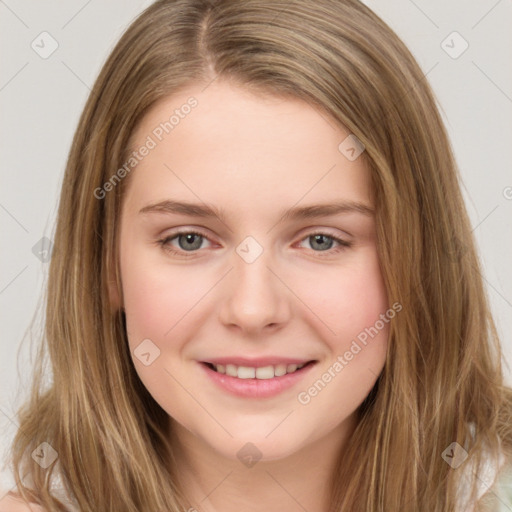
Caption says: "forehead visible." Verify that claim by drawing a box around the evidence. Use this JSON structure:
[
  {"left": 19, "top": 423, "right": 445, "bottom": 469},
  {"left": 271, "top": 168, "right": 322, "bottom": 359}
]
[{"left": 123, "top": 80, "right": 372, "bottom": 217}]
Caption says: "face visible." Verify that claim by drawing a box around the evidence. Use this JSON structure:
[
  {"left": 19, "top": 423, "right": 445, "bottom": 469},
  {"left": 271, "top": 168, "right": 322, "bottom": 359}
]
[{"left": 117, "top": 80, "right": 389, "bottom": 463}]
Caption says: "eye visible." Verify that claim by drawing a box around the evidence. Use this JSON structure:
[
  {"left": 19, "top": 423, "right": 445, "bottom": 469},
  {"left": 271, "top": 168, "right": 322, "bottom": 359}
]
[
  {"left": 296, "top": 232, "right": 352, "bottom": 256},
  {"left": 157, "top": 229, "right": 213, "bottom": 257},
  {"left": 157, "top": 229, "right": 352, "bottom": 258}
]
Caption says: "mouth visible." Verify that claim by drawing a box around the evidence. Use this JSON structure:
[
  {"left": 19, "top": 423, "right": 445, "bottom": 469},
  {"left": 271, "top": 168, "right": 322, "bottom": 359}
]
[
  {"left": 199, "top": 358, "right": 318, "bottom": 399},
  {"left": 200, "top": 360, "right": 317, "bottom": 380}
]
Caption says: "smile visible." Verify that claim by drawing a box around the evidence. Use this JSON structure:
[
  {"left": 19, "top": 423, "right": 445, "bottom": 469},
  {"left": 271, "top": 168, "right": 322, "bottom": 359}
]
[
  {"left": 204, "top": 361, "right": 312, "bottom": 379},
  {"left": 199, "top": 360, "right": 318, "bottom": 399}
]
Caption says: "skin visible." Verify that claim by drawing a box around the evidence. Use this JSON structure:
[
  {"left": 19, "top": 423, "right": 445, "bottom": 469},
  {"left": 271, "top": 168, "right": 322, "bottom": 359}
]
[
  {"left": 0, "top": 494, "right": 44, "bottom": 512},
  {"left": 116, "top": 79, "right": 389, "bottom": 512}
]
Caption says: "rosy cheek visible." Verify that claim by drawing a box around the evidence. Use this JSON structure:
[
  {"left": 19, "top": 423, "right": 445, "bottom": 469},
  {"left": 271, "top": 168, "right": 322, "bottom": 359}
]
[
  {"left": 308, "top": 259, "right": 387, "bottom": 347},
  {"left": 121, "top": 259, "right": 166, "bottom": 338},
  {"left": 122, "top": 259, "right": 205, "bottom": 342}
]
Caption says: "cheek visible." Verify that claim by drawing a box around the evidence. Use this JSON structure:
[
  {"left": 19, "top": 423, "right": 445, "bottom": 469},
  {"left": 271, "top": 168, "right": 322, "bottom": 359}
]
[
  {"left": 300, "top": 251, "right": 389, "bottom": 345},
  {"left": 120, "top": 252, "right": 210, "bottom": 399},
  {"left": 120, "top": 240, "right": 195, "bottom": 342},
  {"left": 293, "top": 254, "right": 389, "bottom": 422}
]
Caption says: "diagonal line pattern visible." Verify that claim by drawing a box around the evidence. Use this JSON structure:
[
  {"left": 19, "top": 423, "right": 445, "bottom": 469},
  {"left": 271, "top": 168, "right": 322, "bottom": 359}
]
[
  {"left": 199, "top": 470, "right": 233, "bottom": 503},
  {"left": 0, "top": 0, "right": 29, "bottom": 28},
  {"left": 265, "top": 266, "right": 337, "bottom": 335},
  {"left": 471, "top": 261, "right": 511, "bottom": 308},
  {"left": 472, "top": 466, "right": 512, "bottom": 511},
  {"left": 163, "top": 163, "right": 233, "bottom": 234},
  {"left": 0, "top": 62, "right": 29, "bottom": 92},
  {"left": 0, "top": 404, "right": 20, "bottom": 431},
  {"left": 60, "top": 61, "right": 111, "bottom": 110},
  {"left": 266, "top": 164, "right": 337, "bottom": 235},
  {"left": 0, "top": 266, "right": 28, "bottom": 296},
  {"left": 0, "top": 469, "right": 33, "bottom": 504},
  {"left": 0, "top": 379, "right": 116, "bottom": 499},
  {"left": 201, "top": 75, "right": 218, "bottom": 94},
  {"left": 61, "top": 61, "right": 91, "bottom": 91},
  {"left": 472, "top": 0, "right": 503, "bottom": 30},
  {"left": 3, "top": 4, "right": 509, "bottom": 506},
  {"left": 472, "top": 61, "right": 512, "bottom": 104},
  {"left": 0, "top": 203, "right": 29, "bottom": 233},
  {"left": 407, "top": 0, "right": 439, "bottom": 28},
  {"left": 163, "top": 367, "right": 233, "bottom": 437},
  {"left": 61, "top": 0, "right": 93, "bottom": 29},
  {"left": 164, "top": 268, "right": 234, "bottom": 337},
  {"left": 265, "top": 410, "right": 295, "bottom": 438},
  {"left": 265, "top": 470, "right": 311, "bottom": 511},
  {"left": 470, "top": 205, "right": 500, "bottom": 234}
]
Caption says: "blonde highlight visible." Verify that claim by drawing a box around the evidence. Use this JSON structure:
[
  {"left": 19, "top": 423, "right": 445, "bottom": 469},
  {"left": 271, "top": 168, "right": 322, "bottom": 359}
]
[{"left": 6, "top": 1, "right": 512, "bottom": 510}]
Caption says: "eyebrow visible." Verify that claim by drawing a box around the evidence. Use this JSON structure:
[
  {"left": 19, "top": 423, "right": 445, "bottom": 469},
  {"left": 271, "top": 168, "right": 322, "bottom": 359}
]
[{"left": 139, "top": 199, "right": 374, "bottom": 223}]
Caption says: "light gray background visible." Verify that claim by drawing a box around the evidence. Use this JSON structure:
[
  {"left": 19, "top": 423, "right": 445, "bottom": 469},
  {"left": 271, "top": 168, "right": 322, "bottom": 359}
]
[{"left": 1, "top": 0, "right": 511, "bottom": 496}]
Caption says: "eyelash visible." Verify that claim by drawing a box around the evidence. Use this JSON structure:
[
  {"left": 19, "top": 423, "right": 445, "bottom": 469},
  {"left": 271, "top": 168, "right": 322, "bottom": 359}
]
[{"left": 156, "top": 229, "right": 352, "bottom": 259}]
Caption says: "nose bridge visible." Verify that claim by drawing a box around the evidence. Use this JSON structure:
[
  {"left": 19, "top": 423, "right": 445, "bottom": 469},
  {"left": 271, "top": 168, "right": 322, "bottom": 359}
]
[{"left": 218, "top": 235, "right": 290, "bottom": 331}]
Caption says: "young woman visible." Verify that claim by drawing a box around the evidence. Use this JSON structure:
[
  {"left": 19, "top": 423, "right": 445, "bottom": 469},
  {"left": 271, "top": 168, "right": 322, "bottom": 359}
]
[{"left": 2, "top": 0, "right": 512, "bottom": 510}]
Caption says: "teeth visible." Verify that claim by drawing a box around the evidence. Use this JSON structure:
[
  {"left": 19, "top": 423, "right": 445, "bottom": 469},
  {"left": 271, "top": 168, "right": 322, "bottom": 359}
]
[
  {"left": 211, "top": 362, "right": 307, "bottom": 379},
  {"left": 256, "top": 366, "right": 274, "bottom": 379},
  {"left": 274, "top": 364, "right": 287, "bottom": 377},
  {"left": 226, "top": 364, "right": 237, "bottom": 377},
  {"left": 237, "top": 366, "right": 256, "bottom": 379}
]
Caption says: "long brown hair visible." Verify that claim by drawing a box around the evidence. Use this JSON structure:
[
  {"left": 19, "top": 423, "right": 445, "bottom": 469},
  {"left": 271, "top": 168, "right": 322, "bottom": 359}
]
[{"left": 7, "top": 0, "right": 512, "bottom": 510}]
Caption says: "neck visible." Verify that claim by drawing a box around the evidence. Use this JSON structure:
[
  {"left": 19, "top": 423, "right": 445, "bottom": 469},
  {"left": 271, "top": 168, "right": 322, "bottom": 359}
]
[{"left": 170, "top": 413, "right": 357, "bottom": 512}]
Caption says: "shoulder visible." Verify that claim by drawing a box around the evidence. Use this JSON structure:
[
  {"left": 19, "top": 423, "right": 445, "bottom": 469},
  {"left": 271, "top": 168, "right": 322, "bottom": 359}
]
[{"left": 0, "top": 492, "right": 46, "bottom": 512}]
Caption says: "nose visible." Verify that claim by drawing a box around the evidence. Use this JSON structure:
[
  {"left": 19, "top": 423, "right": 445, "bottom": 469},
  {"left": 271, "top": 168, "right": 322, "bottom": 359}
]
[{"left": 218, "top": 245, "right": 291, "bottom": 336}]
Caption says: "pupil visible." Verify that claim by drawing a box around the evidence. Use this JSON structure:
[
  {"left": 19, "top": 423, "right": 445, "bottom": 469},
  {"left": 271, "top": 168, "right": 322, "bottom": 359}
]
[
  {"left": 311, "top": 234, "right": 333, "bottom": 251},
  {"left": 179, "top": 233, "right": 202, "bottom": 251}
]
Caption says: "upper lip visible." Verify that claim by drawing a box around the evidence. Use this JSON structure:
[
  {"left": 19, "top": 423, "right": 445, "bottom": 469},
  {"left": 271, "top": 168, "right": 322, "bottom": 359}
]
[{"left": 200, "top": 357, "right": 316, "bottom": 367}]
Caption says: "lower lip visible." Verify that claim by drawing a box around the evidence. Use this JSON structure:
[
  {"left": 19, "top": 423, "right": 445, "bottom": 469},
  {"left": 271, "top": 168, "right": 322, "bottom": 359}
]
[{"left": 199, "top": 361, "right": 317, "bottom": 399}]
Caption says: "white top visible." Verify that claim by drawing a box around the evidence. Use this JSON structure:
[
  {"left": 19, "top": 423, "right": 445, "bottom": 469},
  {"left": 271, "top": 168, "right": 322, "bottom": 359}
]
[
  {"left": 47, "top": 468, "right": 80, "bottom": 512},
  {"left": 456, "top": 445, "right": 507, "bottom": 511}
]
